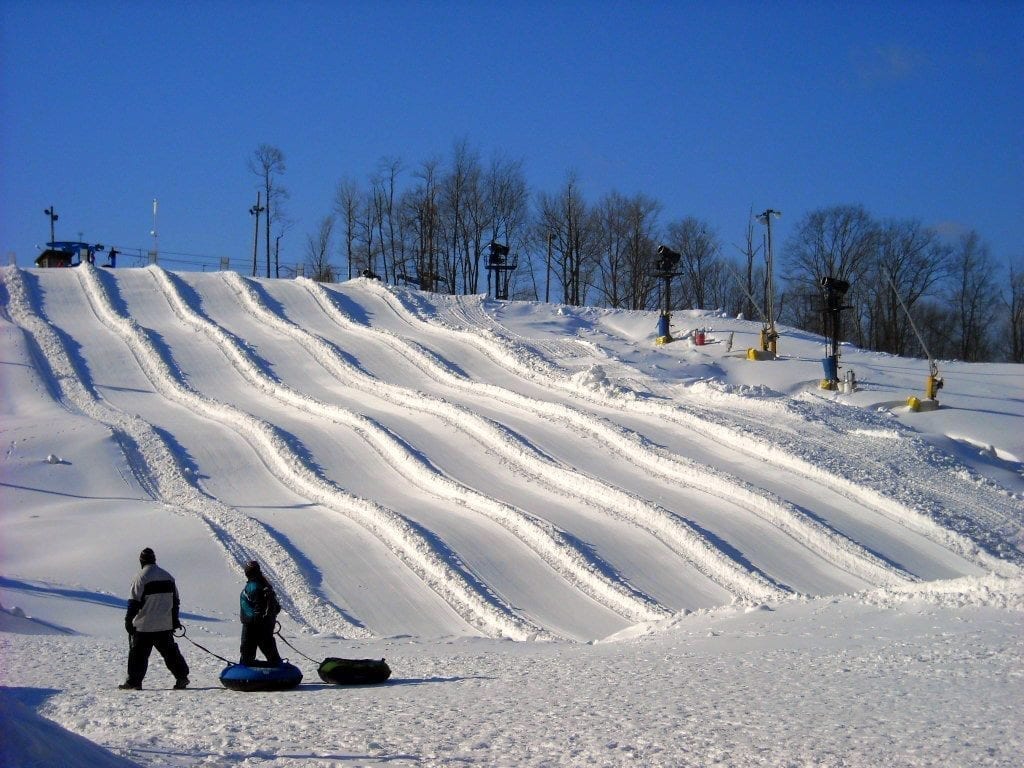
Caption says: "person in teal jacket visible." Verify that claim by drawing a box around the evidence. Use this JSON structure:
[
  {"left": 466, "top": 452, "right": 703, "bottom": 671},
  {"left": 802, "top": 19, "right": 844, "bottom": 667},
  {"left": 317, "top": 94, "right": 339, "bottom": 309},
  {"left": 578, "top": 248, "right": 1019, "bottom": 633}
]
[{"left": 239, "top": 560, "right": 282, "bottom": 666}]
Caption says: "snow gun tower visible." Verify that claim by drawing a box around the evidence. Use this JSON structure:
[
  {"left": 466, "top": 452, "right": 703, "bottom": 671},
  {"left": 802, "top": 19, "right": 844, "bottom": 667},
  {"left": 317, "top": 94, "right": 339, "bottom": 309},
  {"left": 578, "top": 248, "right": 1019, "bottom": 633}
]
[
  {"left": 886, "top": 271, "right": 943, "bottom": 411},
  {"left": 485, "top": 240, "right": 515, "bottom": 300},
  {"left": 748, "top": 208, "right": 781, "bottom": 360},
  {"left": 653, "top": 245, "right": 682, "bottom": 344},
  {"left": 819, "top": 276, "right": 851, "bottom": 390}
]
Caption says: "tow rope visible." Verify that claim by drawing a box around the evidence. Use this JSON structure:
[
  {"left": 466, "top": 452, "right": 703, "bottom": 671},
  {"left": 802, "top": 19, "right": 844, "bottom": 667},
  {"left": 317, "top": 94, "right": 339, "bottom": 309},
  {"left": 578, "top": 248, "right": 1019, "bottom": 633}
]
[
  {"left": 273, "top": 622, "right": 320, "bottom": 664},
  {"left": 174, "top": 623, "right": 321, "bottom": 666},
  {"left": 174, "top": 625, "right": 233, "bottom": 664}
]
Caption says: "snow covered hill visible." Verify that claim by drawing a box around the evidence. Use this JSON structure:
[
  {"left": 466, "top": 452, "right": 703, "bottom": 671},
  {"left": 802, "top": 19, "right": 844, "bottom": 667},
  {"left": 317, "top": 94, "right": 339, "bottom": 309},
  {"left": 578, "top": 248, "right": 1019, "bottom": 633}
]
[{"left": 2, "top": 264, "right": 1022, "bottom": 767}]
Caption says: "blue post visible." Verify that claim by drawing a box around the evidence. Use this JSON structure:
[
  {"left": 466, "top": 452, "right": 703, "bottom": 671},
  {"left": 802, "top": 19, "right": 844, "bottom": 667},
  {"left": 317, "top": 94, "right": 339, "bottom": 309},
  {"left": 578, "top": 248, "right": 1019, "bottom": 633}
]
[
  {"left": 657, "top": 313, "right": 670, "bottom": 340},
  {"left": 822, "top": 355, "right": 838, "bottom": 381}
]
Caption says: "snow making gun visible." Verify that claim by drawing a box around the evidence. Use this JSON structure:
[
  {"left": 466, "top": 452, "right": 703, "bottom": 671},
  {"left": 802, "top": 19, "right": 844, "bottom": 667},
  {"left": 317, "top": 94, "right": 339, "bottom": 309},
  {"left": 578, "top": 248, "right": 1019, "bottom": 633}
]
[{"left": 886, "top": 270, "right": 942, "bottom": 412}]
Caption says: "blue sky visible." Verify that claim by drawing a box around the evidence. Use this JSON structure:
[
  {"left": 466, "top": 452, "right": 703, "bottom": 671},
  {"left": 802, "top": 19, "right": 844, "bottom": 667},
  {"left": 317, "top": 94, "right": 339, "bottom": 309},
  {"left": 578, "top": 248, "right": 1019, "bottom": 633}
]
[{"left": 2, "top": 1, "right": 1021, "bottom": 274}]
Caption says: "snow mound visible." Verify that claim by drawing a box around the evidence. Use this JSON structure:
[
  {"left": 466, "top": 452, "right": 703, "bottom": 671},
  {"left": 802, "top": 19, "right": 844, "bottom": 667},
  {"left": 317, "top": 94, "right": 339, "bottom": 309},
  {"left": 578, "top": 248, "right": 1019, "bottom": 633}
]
[
  {"left": 569, "top": 365, "right": 627, "bottom": 398},
  {"left": 0, "top": 688, "right": 142, "bottom": 767},
  {"left": 862, "top": 573, "right": 1024, "bottom": 611}
]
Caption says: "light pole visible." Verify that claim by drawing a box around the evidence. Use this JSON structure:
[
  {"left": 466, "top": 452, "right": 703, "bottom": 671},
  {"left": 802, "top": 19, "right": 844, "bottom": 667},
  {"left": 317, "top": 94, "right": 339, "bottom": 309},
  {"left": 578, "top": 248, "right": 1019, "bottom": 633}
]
[
  {"left": 249, "top": 192, "right": 264, "bottom": 277},
  {"left": 150, "top": 198, "right": 159, "bottom": 263},
  {"left": 545, "top": 232, "right": 552, "bottom": 303},
  {"left": 756, "top": 208, "right": 781, "bottom": 353},
  {"left": 274, "top": 232, "right": 283, "bottom": 278},
  {"left": 44, "top": 206, "right": 58, "bottom": 244}
]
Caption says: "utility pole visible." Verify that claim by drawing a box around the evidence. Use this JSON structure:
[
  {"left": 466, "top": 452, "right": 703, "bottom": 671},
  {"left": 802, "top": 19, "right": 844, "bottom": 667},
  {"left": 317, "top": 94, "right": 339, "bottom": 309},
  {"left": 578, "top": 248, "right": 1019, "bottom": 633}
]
[
  {"left": 44, "top": 206, "right": 58, "bottom": 243},
  {"left": 545, "top": 232, "right": 552, "bottom": 303},
  {"left": 275, "top": 232, "right": 283, "bottom": 278},
  {"left": 149, "top": 198, "right": 160, "bottom": 264},
  {"left": 249, "top": 192, "right": 264, "bottom": 277},
  {"left": 756, "top": 208, "right": 781, "bottom": 354}
]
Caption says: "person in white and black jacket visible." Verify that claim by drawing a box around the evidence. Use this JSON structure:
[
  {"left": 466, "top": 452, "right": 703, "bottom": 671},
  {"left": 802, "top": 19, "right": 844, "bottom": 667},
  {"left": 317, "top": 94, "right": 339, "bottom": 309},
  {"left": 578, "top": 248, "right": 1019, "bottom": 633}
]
[{"left": 119, "top": 547, "right": 190, "bottom": 690}]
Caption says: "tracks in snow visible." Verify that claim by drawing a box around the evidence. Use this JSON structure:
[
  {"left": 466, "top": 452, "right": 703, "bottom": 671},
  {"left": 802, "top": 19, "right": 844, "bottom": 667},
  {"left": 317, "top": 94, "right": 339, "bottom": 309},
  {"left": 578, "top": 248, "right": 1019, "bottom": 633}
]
[
  {"left": 0, "top": 266, "right": 362, "bottom": 637},
  {"left": 70, "top": 265, "right": 552, "bottom": 641},
  {"left": 149, "top": 266, "right": 669, "bottom": 624},
  {"left": 387, "top": 286, "right": 1019, "bottom": 574},
  {"left": 225, "top": 273, "right": 791, "bottom": 602},
  {"left": 319, "top": 279, "right": 915, "bottom": 591}
]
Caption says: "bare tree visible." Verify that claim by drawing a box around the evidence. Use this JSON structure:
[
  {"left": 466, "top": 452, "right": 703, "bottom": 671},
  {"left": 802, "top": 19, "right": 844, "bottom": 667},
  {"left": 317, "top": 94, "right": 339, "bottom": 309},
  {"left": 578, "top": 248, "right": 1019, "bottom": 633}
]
[
  {"left": 249, "top": 144, "right": 288, "bottom": 278},
  {"left": 734, "top": 209, "right": 762, "bottom": 320},
  {"left": 536, "top": 173, "right": 596, "bottom": 306},
  {"left": 1006, "top": 262, "right": 1024, "bottom": 363},
  {"left": 273, "top": 215, "right": 295, "bottom": 278},
  {"left": 863, "top": 220, "right": 949, "bottom": 355},
  {"left": 666, "top": 216, "right": 721, "bottom": 310},
  {"left": 397, "top": 158, "right": 443, "bottom": 290},
  {"left": 482, "top": 152, "right": 530, "bottom": 299},
  {"left": 949, "top": 230, "right": 998, "bottom": 361},
  {"left": 367, "top": 157, "right": 404, "bottom": 283},
  {"left": 594, "top": 192, "right": 660, "bottom": 309},
  {"left": 782, "top": 205, "right": 878, "bottom": 332},
  {"left": 305, "top": 215, "right": 336, "bottom": 282},
  {"left": 593, "top": 192, "right": 629, "bottom": 308},
  {"left": 333, "top": 178, "right": 362, "bottom": 281}
]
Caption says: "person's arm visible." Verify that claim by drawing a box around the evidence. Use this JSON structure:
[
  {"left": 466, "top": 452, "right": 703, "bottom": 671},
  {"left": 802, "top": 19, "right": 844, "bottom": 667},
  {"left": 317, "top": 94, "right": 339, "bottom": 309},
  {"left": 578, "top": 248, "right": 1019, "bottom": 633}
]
[
  {"left": 172, "top": 584, "right": 182, "bottom": 629},
  {"left": 125, "top": 575, "right": 142, "bottom": 633}
]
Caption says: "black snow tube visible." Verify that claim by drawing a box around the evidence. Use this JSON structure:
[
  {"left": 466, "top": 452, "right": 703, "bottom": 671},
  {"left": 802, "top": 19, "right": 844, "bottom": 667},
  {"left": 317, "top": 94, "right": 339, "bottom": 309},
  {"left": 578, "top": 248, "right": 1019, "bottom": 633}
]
[
  {"left": 317, "top": 657, "right": 391, "bottom": 685},
  {"left": 220, "top": 661, "right": 303, "bottom": 691}
]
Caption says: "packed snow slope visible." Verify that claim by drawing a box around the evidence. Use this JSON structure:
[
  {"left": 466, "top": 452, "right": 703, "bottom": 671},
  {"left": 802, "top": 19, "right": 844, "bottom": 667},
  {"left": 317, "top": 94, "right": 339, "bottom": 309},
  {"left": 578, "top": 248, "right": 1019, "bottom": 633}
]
[
  {"left": 2, "top": 265, "right": 1022, "bottom": 644},
  {"left": 2, "top": 265, "right": 1023, "bottom": 767}
]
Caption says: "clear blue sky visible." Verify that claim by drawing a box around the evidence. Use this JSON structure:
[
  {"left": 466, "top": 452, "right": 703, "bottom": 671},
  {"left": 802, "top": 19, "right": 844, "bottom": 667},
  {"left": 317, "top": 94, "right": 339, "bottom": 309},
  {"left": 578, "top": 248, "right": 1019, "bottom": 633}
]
[{"left": 2, "top": 0, "right": 1021, "bottom": 273}]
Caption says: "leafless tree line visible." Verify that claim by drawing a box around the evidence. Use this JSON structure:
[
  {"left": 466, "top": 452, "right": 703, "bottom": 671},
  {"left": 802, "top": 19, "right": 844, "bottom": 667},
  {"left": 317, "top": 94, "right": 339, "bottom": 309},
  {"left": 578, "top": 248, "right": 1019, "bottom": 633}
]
[
  {"left": 249, "top": 142, "right": 1022, "bottom": 363},
  {"left": 302, "top": 141, "right": 758, "bottom": 320},
  {"left": 780, "top": 204, "right": 1023, "bottom": 363}
]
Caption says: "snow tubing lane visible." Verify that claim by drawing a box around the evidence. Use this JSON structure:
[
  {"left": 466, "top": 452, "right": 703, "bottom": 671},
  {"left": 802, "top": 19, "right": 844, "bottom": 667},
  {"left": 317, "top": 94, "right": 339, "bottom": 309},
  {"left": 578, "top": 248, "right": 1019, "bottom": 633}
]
[
  {"left": 317, "top": 657, "right": 392, "bottom": 685},
  {"left": 220, "top": 661, "right": 303, "bottom": 691}
]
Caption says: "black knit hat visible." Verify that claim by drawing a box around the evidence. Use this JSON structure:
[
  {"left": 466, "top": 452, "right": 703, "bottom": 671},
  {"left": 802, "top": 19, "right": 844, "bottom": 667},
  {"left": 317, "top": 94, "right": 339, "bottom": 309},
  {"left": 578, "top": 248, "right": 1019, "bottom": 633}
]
[
  {"left": 244, "top": 560, "right": 261, "bottom": 579},
  {"left": 139, "top": 547, "right": 156, "bottom": 565}
]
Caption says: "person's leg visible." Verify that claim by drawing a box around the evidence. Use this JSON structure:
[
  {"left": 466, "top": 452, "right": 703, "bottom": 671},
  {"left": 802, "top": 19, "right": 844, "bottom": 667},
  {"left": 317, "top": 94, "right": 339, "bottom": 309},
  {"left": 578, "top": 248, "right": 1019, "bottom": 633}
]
[
  {"left": 240, "top": 623, "right": 258, "bottom": 664},
  {"left": 153, "top": 631, "right": 190, "bottom": 684},
  {"left": 257, "top": 622, "right": 282, "bottom": 664},
  {"left": 126, "top": 632, "right": 155, "bottom": 686}
]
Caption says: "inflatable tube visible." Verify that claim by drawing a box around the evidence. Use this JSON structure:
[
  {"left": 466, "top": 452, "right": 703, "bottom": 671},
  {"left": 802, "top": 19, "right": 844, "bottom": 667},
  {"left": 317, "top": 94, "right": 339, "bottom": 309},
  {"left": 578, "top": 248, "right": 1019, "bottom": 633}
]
[
  {"left": 220, "top": 661, "right": 303, "bottom": 691},
  {"left": 317, "top": 657, "right": 391, "bottom": 685}
]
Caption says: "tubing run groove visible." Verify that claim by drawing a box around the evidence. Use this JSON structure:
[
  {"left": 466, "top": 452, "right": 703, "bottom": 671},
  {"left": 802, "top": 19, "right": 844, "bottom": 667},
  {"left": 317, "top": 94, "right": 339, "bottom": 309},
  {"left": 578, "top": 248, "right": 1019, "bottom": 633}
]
[
  {"left": 0, "top": 266, "right": 363, "bottom": 637},
  {"left": 75, "top": 265, "right": 545, "bottom": 641},
  {"left": 152, "top": 266, "right": 667, "bottom": 624}
]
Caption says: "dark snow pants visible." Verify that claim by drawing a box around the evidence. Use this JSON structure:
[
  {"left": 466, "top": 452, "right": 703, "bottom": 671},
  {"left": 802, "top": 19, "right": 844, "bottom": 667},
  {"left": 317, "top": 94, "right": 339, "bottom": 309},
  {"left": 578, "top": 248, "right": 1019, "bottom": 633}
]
[
  {"left": 240, "top": 620, "right": 282, "bottom": 665},
  {"left": 127, "top": 630, "right": 189, "bottom": 685}
]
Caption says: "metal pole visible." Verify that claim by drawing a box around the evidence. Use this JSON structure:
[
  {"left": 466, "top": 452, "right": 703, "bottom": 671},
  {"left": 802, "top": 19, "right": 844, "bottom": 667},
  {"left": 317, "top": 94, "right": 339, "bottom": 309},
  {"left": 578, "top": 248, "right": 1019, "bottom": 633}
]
[
  {"left": 249, "top": 192, "right": 263, "bottom": 277},
  {"left": 545, "top": 232, "right": 552, "bottom": 303},
  {"left": 756, "top": 209, "right": 781, "bottom": 351},
  {"left": 151, "top": 198, "right": 159, "bottom": 261},
  {"left": 44, "top": 206, "right": 58, "bottom": 243}
]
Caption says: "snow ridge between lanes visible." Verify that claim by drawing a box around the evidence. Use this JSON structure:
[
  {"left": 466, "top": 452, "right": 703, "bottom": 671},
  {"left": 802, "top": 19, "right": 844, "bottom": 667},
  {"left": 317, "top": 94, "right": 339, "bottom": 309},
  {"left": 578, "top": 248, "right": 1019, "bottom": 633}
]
[
  {"left": 334, "top": 280, "right": 916, "bottom": 591},
  {"left": 0, "top": 266, "right": 360, "bottom": 637},
  {"left": 151, "top": 267, "right": 667, "bottom": 625},
  {"left": 298, "top": 278, "right": 797, "bottom": 601},
  {"left": 75, "top": 265, "right": 545, "bottom": 641},
  {"left": 380, "top": 284, "right": 1021, "bottom": 576}
]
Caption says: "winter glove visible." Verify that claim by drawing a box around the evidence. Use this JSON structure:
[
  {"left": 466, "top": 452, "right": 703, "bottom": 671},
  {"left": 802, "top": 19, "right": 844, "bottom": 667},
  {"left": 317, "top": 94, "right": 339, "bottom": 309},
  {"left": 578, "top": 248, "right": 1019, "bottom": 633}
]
[
  {"left": 173, "top": 619, "right": 183, "bottom": 631},
  {"left": 124, "top": 616, "right": 135, "bottom": 634}
]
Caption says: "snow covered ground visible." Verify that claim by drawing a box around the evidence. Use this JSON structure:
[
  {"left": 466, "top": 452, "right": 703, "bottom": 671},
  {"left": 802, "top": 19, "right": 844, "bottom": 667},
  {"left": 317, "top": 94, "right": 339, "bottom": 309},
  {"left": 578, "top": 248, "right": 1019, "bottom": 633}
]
[{"left": 1, "top": 264, "right": 1022, "bottom": 766}]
